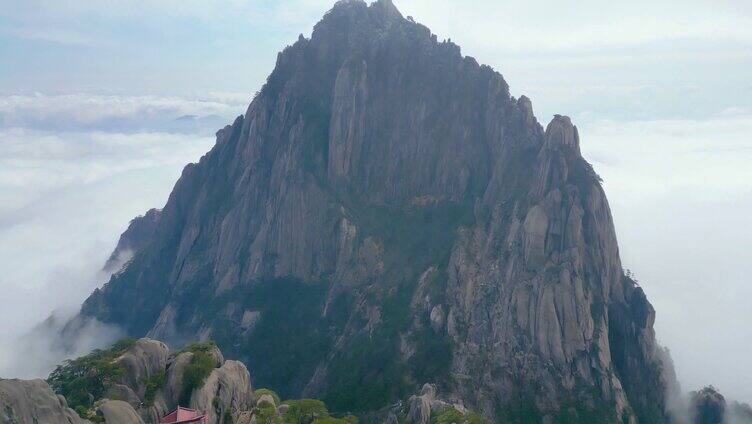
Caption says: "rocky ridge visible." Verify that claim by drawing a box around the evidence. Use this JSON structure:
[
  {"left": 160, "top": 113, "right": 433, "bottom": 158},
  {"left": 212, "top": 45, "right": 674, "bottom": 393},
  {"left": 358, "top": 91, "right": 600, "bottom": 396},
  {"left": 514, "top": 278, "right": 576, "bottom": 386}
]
[{"left": 56, "top": 338, "right": 251, "bottom": 424}]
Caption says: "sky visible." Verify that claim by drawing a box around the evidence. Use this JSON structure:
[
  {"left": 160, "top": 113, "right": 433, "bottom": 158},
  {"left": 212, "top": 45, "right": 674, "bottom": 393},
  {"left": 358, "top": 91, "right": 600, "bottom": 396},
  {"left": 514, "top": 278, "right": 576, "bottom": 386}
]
[{"left": 0, "top": 0, "right": 751, "bottom": 404}]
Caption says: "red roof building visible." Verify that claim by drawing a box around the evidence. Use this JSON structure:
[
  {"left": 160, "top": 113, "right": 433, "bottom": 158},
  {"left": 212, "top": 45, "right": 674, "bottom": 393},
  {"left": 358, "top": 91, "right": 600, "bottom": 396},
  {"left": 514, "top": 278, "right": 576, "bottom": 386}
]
[{"left": 159, "top": 407, "right": 207, "bottom": 424}]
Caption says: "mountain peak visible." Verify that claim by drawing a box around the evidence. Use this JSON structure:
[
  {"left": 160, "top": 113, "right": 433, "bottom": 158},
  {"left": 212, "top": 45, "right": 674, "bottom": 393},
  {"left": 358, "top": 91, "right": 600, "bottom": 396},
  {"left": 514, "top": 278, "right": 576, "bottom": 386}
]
[
  {"left": 370, "top": 0, "right": 403, "bottom": 20},
  {"left": 545, "top": 114, "right": 580, "bottom": 152},
  {"left": 327, "top": 0, "right": 403, "bottom": 23},
  {"left": 74, "top": 2, "right": 668, "bottom": 422}
]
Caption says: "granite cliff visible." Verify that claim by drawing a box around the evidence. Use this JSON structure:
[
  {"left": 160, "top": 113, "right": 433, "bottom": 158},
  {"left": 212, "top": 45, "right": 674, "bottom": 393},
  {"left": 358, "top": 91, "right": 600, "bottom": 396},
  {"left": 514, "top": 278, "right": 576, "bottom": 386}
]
[{"left": 75, "top": 0, "right": 668, "bottom": 421}]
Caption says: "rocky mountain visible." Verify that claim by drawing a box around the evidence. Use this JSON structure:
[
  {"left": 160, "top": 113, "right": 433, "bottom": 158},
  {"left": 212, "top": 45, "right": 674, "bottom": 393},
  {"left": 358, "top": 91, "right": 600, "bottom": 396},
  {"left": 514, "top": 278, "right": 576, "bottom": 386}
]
[{"left": 75, "top": 0, "right": 668, "bottom": 421}]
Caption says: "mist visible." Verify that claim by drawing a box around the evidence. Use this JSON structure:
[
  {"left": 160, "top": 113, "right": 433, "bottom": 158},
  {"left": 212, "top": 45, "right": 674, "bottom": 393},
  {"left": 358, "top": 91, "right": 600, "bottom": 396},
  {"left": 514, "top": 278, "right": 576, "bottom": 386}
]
[
  {"left": 0, "top": 93, "right": 238, "bottom": 378},
  {"left": 579, "top": 112, "right": 752, "bottom": 403}
]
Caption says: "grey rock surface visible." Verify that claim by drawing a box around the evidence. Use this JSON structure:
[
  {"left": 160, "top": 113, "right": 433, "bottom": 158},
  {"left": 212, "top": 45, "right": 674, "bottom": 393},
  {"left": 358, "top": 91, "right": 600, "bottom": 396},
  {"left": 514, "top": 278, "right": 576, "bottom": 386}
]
[
  {"left": 104, "top": 384, "right": 141, "bottom": 408},
  {"left": 115, "top": 338, "right": 169, "bottom": 399},
  {"left": 189, "top": 360, "right": 254, "bottom": 424},
  {"left": 407, "top": 384, "right": 450, "bottom": 424},
  {"left": 97, "top": 399, "right": 145, "bottom": 424},
  {"left": 0, "top": 378, "right": 89, "bottom": 424},
  {"left": 104, "top": 208, "right": 162, "bottom": 273}
]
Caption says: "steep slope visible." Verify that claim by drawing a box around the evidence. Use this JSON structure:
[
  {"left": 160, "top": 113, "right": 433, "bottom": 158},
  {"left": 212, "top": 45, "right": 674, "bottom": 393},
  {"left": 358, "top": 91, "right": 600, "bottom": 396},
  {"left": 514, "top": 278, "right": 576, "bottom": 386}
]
[{"left": 78, "top": 0, "right": 667, "bottom": 421}]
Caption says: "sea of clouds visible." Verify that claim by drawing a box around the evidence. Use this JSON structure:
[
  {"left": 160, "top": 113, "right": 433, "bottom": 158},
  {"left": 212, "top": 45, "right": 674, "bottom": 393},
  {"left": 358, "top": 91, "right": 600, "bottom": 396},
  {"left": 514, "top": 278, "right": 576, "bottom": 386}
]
[
  {"left": 580, "top": 109, "right": 752, "bottom": 403},
  {"left": 0, "top": 92, "right": 249, "bottom": 378}
]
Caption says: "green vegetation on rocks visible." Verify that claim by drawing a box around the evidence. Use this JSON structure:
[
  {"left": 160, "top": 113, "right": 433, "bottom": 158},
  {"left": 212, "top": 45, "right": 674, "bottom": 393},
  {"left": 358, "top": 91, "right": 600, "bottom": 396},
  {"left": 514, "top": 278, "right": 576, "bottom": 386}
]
[
  {"left": 433, "top": 408, "right": 489, "bottom": 424},
  {"left": 143, "top": 371, "right": 165, "bottom": 406},
  {"left": 255, "top": 388, "right": 282, "bottom": 406},
  {"left": 248, "top": 388, "right": 359, "bottom": 424},
  {"left": 283, "top": 399, "right": 329, "bottom": 423},
  {"left": 311, "top": 417, "right": 358, "bottom": 424},
  {"left": 47, "top": 338, "right": 135, "bottom": 419},
  {"left": 180, "top": 347, "right": 216, "bottom": 405}
]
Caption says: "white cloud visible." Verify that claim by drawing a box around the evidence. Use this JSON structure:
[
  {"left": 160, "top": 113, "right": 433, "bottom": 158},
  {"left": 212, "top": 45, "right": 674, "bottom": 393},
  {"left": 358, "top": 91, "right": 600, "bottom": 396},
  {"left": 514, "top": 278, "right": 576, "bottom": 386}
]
[
  {"left": 0, "top": 128, "right": 214, "bottom": 215},
  {"left": 0, "top": 0, "right": 331, "bottom": 47},
  {"left": 0, "top": 93, "right": 250, "bottom": 133},
  {"left": 0, "top": 127, "right": 214, "bottom": 326},
  {"left": 582, "top": 112, "right": 752, "bottom": 201},
  {"left": 5, "top": 0, "right": 751, "bottom": 49},
  {"left": 0, "top": 25, "right": 100, "bottom": 46},
  {"left": 0, "top": 94, "right": 219, "bottom": 378},
  {"left": 0, "top": 311, "right": 124, "bottom": 380},
  {"left": 398, "top": 0, "right": 752, "bottom": 53},
  {"left": 580, "top": 112, "right": 752, "bottom": 402},
  {"left": 0, "top": 0, "right": 249, "bottom": 23}
]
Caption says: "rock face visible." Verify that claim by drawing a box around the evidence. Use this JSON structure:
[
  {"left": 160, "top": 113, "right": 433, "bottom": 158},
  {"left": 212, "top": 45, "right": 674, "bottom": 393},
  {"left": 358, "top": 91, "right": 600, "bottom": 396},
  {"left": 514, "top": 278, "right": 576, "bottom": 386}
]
[
  {"left": 0, "top": 379, "right": 88, "bottom": 424},
  {"left": 190, "top": 360, "right": 253, "bottom": 424},
  {"left": 689, "top": 386, "right": 730, "bottom": 424},
  {"left": 115, "top": 338, "right": 170, "bottom": 398},
  {"left": 406, "top": 384, "right": 451, "bottom": 424},
  {"left": 76, "top": 0, "right": 668, "bottom": 421},
  {"left": 123, "top": 340, "right": 253, "bottom": 424},
  {"left": 103, "top": 208, "right": 162, "bottom": 273},
  {"left": 98, "top": 400, "right": 145, "bottom": 424},
  {"left": 666, "top": 386, "right": 752, "bottom": 424}
]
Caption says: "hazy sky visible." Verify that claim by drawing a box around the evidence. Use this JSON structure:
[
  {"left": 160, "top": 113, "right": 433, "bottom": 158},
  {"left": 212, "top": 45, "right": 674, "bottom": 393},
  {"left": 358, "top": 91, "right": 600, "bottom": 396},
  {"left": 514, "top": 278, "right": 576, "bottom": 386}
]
[{"left": 1, "top": 0, "right": 751, "bottom": 403}]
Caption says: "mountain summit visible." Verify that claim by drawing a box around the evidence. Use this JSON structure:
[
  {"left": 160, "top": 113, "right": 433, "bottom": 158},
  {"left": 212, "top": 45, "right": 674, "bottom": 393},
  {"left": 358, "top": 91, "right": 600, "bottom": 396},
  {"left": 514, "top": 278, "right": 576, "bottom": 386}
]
[{"left": 78, "top": 1, "right": 668, "bottom": 421}]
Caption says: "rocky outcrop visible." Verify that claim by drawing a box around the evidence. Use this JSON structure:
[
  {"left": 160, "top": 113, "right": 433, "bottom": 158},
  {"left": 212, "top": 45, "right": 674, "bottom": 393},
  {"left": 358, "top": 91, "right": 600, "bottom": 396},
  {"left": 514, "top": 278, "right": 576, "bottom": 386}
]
[
  {"left": 103, "top": 208, "right": 162, "bottom": 272},
  {"left": 98, "top": 400, "right": 144, "bottom": 424},
  {"left": 691, "top": 387, "right": 726, "bottom": 424},
  {"left": 75, "top": 0, "right": 669, "bottom": 421},
  {"left": 36, "top": 338, "right": 253, "bottom": 424},
  {"left": 115, "top": 338, "right": 170, "bottom": 399},
  {"left": 687, "top": 386, "right": 752, "bottom": 424},
  {"left": 190, "top": 360, "right": 253, "bottom": 424},
  {"left": 371, "top": 383, "right": 485, "bottom": 424},
  {"left": 145, "top": 343, "right": 252, "bottom": 424},
  {"left": 406, "top": 384, "right": 451, "bottom": 424},
  {"left": 4, "top": 337, "right": 389, "bottom": 424},
  {"left": 0, "top": 379, "right": 88, "bottom": 424}
]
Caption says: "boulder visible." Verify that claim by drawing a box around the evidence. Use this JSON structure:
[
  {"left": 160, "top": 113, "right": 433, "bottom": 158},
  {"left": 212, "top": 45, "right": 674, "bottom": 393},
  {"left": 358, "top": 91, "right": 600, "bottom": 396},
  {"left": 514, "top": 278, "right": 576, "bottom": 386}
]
[
  {"left": 115, "top": 338, "right": 169, "bottom": 398},
  {"left": 0, "top": 378, "right": 89, "bottom": 424},
  {"left": 104, "top": 383, "right": 140, "bottom": 407},
  {"left": 97, "top": 399, "right": 145, "bottom": 424},
  {"left": 163, "top": 352, "right": 193, "bottom": 409},
  {"left": 429, "top": 305, "right": 445, "bottom": 333},
  {"left": 190, "top": 360, "right": 254, "bottom": 424}
]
